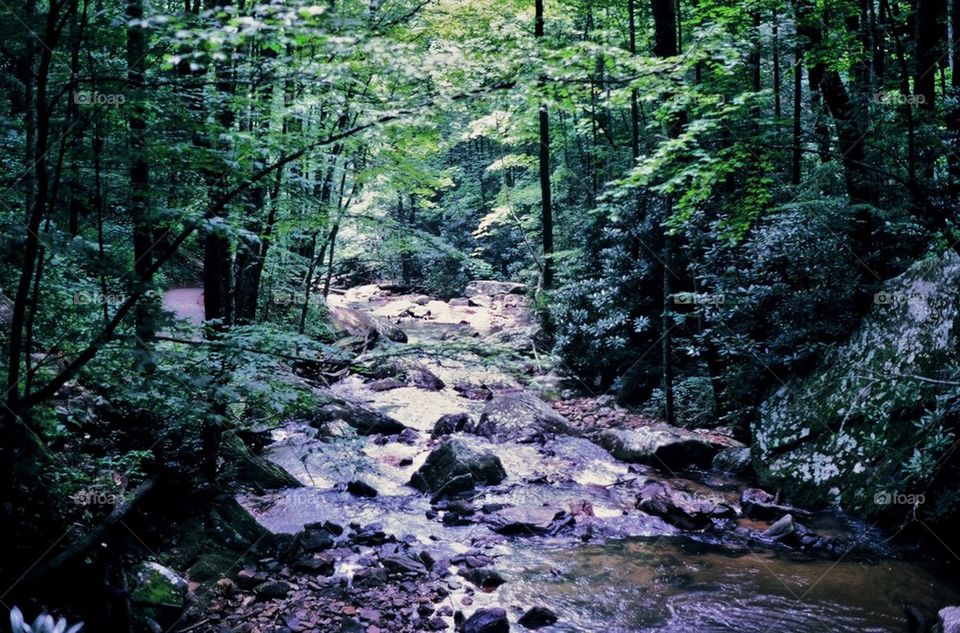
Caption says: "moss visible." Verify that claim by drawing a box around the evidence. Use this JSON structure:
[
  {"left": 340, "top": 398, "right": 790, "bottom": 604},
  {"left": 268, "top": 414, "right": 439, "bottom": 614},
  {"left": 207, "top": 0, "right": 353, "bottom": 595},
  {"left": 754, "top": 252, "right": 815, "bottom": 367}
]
[
  {"left": 130, "top": 562, "right": 186, "bottom": 608},
  {"left": 753, "top": 251, "right": 960, "bottom": 515}
]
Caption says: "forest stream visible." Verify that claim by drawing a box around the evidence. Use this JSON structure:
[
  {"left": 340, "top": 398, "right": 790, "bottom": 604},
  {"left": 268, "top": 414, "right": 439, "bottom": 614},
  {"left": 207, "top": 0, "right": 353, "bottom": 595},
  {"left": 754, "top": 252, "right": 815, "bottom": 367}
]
[{"left": 164, "top": 284, "right": 960, "bottom": 633}]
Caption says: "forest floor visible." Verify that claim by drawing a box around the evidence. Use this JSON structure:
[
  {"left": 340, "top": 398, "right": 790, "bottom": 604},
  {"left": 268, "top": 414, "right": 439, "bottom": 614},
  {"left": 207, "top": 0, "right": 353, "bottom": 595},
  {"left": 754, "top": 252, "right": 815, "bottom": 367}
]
[{"left": 176, "top": 284, "right": 959, "bottom": 633}]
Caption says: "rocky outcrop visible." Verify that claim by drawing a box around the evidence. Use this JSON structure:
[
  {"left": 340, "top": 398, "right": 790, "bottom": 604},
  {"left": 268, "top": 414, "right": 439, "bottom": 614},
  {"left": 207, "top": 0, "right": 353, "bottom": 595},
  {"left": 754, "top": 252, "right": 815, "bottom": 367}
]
[
  {"left": 474, "top": 391, "right": 573, "bottom": 442},
  {"left": 753, "top": 251, "right": 960, "bottom": 514},
  {"left": 409, "top": 439, "right": 507, "bottom": 497},
  {"left": 596, "top": 426, "right": 718, "bottom": 469}
]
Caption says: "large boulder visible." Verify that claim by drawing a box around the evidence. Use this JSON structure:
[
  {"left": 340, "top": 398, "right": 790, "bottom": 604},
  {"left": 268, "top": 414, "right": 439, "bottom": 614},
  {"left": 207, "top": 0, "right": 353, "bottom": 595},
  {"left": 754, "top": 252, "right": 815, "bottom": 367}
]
[
  {"left": 311, "top": 395, "right": 407, "bottom": 436},
  {"left": 327, "top": 304, "right": 406, "bottom": 344},
  {"left": 410, "top": 439, "right": 506, "bottom": 496},
  {"left": 474, "top": 391, "right": 573, "bottom": 442},
  {"left": 596, "top": 426, "right": 718, "bottom": 469},
  {"left": 465, "top": 280, "right": 525, "bottom": 297},
  {"left": 753, "top": 251, "right": 960, "bottom": 514}
]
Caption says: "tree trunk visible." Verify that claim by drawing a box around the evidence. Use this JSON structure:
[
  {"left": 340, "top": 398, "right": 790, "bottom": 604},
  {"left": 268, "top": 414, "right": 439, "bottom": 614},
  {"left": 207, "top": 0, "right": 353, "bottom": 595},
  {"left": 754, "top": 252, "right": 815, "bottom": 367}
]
[
  {"left": 536, "top": 0, "right": 554, "bottom": 290},
  {"left": 651, "top": 0, "right": 680, "bottom": 427},
  {"left": 127, "top": 0, "right": 155, "bottom": 350}
]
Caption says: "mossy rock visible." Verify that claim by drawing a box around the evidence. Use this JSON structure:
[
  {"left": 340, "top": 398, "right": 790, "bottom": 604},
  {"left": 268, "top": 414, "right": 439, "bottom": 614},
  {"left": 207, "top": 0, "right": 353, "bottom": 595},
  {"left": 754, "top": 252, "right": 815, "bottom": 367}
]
[
  {"left": 753, "top": 251, "right": 960, "bottom": 517},
  {"left": 131, "top": 562, "right": 187, "bottom": 608}
]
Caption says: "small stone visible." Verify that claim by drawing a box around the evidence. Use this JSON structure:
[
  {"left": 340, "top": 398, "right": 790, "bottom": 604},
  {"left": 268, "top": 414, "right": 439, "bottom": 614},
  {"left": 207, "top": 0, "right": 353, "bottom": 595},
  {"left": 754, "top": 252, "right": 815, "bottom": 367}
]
[
  {"left": 463, "top": 607, "right": 509, "bottom": 633},
  {"left": 255, "top": 580, "right": 292, "bottom": 600},
  {"left": 518, "top": 606, "right": 558, "bottom": 629},
  {"left": 347, "top": 480, "right": 379, "bottom": 498}
]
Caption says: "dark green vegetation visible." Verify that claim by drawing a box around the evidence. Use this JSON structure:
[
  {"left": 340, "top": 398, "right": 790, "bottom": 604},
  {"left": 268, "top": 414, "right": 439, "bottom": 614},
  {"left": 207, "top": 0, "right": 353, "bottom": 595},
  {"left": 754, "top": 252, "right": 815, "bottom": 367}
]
[{"left": 2, "top": 0, "right": 960, "bottom": 629}]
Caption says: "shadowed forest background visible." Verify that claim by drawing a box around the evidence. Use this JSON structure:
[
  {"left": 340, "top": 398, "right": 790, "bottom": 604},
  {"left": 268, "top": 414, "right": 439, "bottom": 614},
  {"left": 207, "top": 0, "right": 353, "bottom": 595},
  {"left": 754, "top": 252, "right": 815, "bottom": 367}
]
[{"left": 3, "top": 0, "right": 960, "bottom": 630}]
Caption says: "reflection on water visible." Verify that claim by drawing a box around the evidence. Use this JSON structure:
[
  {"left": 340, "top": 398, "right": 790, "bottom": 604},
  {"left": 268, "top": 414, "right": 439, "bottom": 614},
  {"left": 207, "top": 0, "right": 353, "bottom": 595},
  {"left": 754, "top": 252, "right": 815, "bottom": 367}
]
[{"left": 491, "top": 537, "right": 959, "bottom": 632}]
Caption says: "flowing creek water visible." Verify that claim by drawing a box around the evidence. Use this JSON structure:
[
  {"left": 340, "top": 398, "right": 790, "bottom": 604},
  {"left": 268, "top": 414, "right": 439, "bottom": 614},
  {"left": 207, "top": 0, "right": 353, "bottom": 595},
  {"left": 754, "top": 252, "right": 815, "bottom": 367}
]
[{"left": 235, "top": 285, "right": 959, "bottom": 632}]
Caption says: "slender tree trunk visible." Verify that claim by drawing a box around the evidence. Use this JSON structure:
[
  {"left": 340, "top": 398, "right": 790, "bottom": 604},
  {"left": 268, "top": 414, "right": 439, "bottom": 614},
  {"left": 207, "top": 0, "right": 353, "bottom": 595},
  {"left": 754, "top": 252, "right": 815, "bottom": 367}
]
[
  {"left": 772, "top": 8, "right": 781, "bottom": 119},
  {"left": 792, "top": 43, "right": 803, "bottom": 185},
  {"left": 127, "top": 0, "right": 155, "bottom": 352},
  {"left": 536, "top": 0, "right": 554, "bottom": 290},
  {"left": 651, "top": 0, "right": 680, "bottom": 426}
]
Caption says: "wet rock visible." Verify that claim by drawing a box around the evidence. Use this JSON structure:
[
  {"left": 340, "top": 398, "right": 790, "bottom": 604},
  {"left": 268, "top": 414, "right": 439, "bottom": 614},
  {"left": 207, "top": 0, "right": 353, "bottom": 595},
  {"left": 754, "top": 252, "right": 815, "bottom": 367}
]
[
  {"left": 407, "top": 366, "right": 445, "bottom": 390},
  {"left": 463, "top": 607, "right": 510, "bottom": 633},
  {"left": 346, "top": 479, "right": 378, "bottom": 498},
  {"left": 236, "top": 568, "right": 268, "bottom": 589},
  {"left": 761, "top": 514, "right": 795, "bottom": 541},
  {"left": 298, "top": 526, "right": 335, "bottom": 552},
  {"left": 518, "top": 606, "right": 558, "bottom": 629},
  {"left": 596, "top": 426, "right": 718, "bottom": 470},
  {"left": 352, "top": 523, "right": 392, "bottom": 546},
  {"left": 381, "top": 552, "right": 428, "bottom": 576},
  {"left": 311, "top": 395, "right": 407, "bottom": 436},
  {"left": 410, "top": 439, "right": 507, "bottom": 496},
  {"left": 636, "top": 481, "right": 735, "bottom": 530},
  {"left": 130, "top": 562, "right": 188, "bottom": 610},
  {"left": 711, "top": 447, "right": 752, "bottom": 475},
  {"left": 222, "top": 434, "right": 302, "bottom": 491},
  {"left": 432, "top": 412, "right": 473, "bottom": 438},
  {"left": 741, "top": 488, "right": 810, "bottom": 520},
  {"left": 255, "top": 579, "right": 292, "bottom": 600},
  {"left": 461, "top": 567, "right": 506, "bottom": 590},
  {"left": 352, "top": 567, "right": 388, "bottom": 588},
  {"left": 465, "top": 280, "right": 525, "bottom": 297},
  {"left": 483, "top": 326, "right": 539, "bottom": 354},
  {"left": 488, "top": 505, "right": 571, "bottom": 536},
  {"left": 328, "top": 304, "right": 407, "bottom": 344},
  {"left": 433, "top": 474, "right": 476, "bottom": 502},
  {"left": 293, "top": 552, "right": 335, "bottom": 575},
  {"left": 475, "top": 392, "right": 573, "bottom": 442},
  {"left": 454, "top": 381, "right": 494, "bottom": 401},
  {"left": 368, "top": 378, "right": 406, "bottom": 392},
  {"left": 938, "top": 606, "right": 960, "bottom": 633}
]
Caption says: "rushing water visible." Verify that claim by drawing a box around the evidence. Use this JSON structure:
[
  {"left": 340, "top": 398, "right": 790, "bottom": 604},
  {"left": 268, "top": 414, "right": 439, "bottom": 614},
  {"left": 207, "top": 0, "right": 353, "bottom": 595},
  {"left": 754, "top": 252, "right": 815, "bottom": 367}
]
[{"left": 237, "top": 285, "right": 960, "bottom": 632}]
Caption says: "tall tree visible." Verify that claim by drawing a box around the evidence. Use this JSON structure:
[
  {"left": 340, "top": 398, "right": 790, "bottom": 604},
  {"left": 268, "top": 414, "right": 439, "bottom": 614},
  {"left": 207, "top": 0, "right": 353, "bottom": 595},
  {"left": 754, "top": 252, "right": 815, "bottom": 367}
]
[
  {"left": 535, "top": 0, "right": 554, "bottom": 290},
  {"left": 650, "top": 0, "right": 680, "bottom": 426}
]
